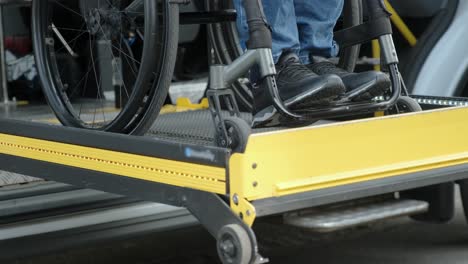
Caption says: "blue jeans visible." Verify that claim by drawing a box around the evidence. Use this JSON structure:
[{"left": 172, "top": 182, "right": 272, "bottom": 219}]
[{"left": 233, "top": 0, "right": 344, "bottom": 64}]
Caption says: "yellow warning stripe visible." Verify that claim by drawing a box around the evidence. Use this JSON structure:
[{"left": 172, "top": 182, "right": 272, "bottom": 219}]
[{"left": 0, "top": 133, "right": 227, "bottom": 194}]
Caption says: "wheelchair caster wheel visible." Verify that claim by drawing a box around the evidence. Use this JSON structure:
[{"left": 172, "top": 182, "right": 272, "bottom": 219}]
[
  {"left": 395, "top": 96, "right": 422, "bottom": 113},
  {"left": 216, "top": 117, "right": 251, "bottom": 153},
  {"left": 217, "top": 224, "right": 253, "bottom": 264}
]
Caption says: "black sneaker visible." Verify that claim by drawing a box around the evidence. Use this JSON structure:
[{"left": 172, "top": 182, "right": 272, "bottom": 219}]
[
  {"left": 252, "top": 52, "right": 345, "bottom": 127},
  {"left": 254, "top": 52, "right": 345, "bottom": 112},
  {"left": 308, "top": 56, "right": 391, "bottom": 102}
]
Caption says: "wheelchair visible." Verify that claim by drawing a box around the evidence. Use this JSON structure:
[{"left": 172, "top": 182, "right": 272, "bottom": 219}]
[{"left": 32, "top": 0, "right": 416, "bottom": 150}]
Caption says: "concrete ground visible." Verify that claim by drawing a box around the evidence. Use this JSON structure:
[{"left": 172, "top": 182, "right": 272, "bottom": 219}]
[
  {"left": 10, "top": 194, "right": 468, "bottom": 264},
  {"left": 264, "top": 201, "right": 468, "bottom": 264}
]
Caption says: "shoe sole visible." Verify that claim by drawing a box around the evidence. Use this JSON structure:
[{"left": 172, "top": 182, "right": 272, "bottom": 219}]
[
  {"left": 252, "top": 106, "right": 313, "bottom": 128},
  {"left": 346, "top": 75, "right": 391, "bottom": 102},
  {"left": 290, "top": 76, "right": 346, "bottom": 109},
  {"left": 252, "top": 105, "right": 281, "bottom": 128},
  {"left": 292, "top": 88, "right": 341, "bottom": 109},
  {"left": 252, "top": 77, "right": 345, "bottom": 128}
]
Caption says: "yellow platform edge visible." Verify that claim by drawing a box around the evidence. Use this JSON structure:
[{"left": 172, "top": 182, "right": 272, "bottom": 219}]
[
  {"left": 0, "top": 133, "right": 226, "bottom": 194},
  {"left": 230, "top": 107, "right": 468, "bottom": 205}
]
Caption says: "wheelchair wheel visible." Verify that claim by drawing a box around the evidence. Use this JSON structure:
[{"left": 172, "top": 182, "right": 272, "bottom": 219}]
[
  {"left": 394, "top": 96, "right": 422, "bottom": 114},
  {"left": 206, "top": 0, "right": 363, "bottom": 112},
  {"left": 33, "top": 0, "right": 179, "bottom": 135}
]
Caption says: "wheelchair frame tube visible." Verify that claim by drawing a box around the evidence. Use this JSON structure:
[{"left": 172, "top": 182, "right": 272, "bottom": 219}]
[
  {"left": 210, "top": 49, "right": 276, "bottom": 90},
  {"left": 366, "top": 0, "right": 391, "bottom": 19},
  {"left": 242, "top": 0, "right": 272, "bottom": 49}
]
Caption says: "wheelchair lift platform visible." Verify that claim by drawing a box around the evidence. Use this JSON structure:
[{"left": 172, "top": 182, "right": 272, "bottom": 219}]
[{"left": 1, "top": 101, "right": 468, "bottom": 263}]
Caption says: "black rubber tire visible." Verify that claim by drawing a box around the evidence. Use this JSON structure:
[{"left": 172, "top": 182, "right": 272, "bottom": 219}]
[
  {"left": 128, "top": 3, "right": 180, "bottom": 135},
  {"left": 217, "top": 224, "right": 253, "bottom": 264},
  {"left": 396, "top": 96, "right": 423, "bottom": 113},
  {"left": 458, "top": 180, "right": 468, "bottom": 224},
  {"left": 32, "top": 0, "right": 179, "bottom": 135},
  {"left": 206, "top": 0, "right": 363, "bottom": 112},
  {"left": 221, "top": 117, "right": 251, "bottom": 153},
  {"left": 403, "top": 183, "right": 455, "bottom": 223}
]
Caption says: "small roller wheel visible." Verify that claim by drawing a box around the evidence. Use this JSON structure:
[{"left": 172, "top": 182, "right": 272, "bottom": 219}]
[
  {"left": 217, "top": 224, "right": 253, "bottom": 264},
  {"left": 395, "top": 96, "right": 422, "bottom": 113},
  {"left": 216, "top": 117, "right": 251, "bottom": 153}
]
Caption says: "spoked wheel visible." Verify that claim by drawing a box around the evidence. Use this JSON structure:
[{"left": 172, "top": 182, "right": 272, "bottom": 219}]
[
  {"left": 33, "top": 0, "right": 179, "bottom": 135},
  {"left": 206, "top": 0, "right": 363, "bottom": 112}
]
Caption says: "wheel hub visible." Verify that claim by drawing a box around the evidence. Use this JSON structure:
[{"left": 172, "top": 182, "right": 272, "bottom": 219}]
[
  {"left": 220, "top": 239, "right": 236, "bottom": 257},
  {"left": 219, "top": 237, "right": 238, "bottom": 263},
  {"left": 86, "top": 7, "right": 122, "bottom": 37}
]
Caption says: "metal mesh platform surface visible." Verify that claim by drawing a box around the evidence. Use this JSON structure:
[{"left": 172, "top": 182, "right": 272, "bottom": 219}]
[
  {"left": 147, "top": 110, "right": 287, "bottom": 146},
  {"left": 147, "top": 110, "right": 252, "bottom": 146}
]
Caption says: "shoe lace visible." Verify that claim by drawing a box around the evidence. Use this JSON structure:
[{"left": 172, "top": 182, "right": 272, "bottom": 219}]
[{"left": 277, "top": 58, "right": 313, "bottom": 79}]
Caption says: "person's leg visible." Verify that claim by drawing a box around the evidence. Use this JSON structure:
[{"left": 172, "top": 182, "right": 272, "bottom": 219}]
[
  {"left": 232, "top": 0, "right": 248, "bottom": 48},
  {"left": 295, "top": 0, "right": 344, "bottom": 64},
  {"left": 233, "top": 0, "right": 300, "bottom": 63},
  {"left": 231, "top": 0, "right": 345, "bottom": 122}
]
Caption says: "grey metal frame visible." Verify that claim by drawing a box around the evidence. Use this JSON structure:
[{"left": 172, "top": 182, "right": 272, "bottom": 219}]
[{"left": 209, "top": 48, "right": 276, "bottom": 90}]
